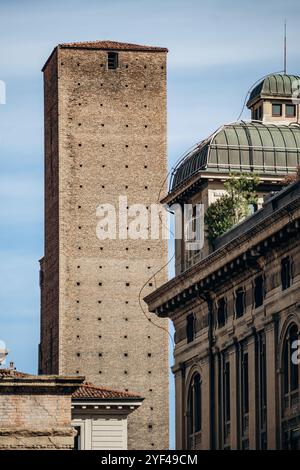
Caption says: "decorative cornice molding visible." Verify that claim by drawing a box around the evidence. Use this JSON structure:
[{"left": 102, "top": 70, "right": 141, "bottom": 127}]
[{"left": 145, "top": 201, "right": 300, "bottom": 318}]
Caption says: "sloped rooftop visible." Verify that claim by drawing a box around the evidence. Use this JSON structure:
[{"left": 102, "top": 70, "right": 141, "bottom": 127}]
[
  {"left": 59, "top": 40, "right": 168, "bottom": 52},
  {"left": 72, "top": 382, "right": 142, "bottom": 401},
  {"left": 0, "top": 369, "right": 142, "bottom": 400},
  {"left": 42, "top": 40, "right": 168, "bottom": 71},
  {"left": 170, "top": 121, "right": 300, "bottom": 192}
]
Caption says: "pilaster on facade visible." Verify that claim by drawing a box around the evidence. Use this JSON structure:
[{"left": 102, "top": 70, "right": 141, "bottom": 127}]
[{"left": 265, "top": 317, "right": 279, "bottom": 449}]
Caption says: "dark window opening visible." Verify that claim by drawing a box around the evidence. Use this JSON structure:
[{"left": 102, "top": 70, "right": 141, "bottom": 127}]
[
  {"left": 187, "top": 373, "right": 202, "bottom": 449},
  {"left": 253, "top": 105, "right": 263, "bottom": 121},
  {"left": 258, "top": 332, "right": 267, "bottom": 449},
  {"left": 281, "top": 256, "right": 292, "bottom": 291},
  {"left": 242, "top": 352, "right": 249, "bottom": 414},
  {"left": 283, "top": 429, "right": 300, "bottom": 450},
  {"left": 224, "top": 360, "right": 231, "bottom": 427},
  {"left": 254, "top": 275, "right": 264, "bottom": 308},
  {"left": 107, "top": 52, "right": 118, "bottom": 69},
  {"left": 272, "top": 103, "right": 282, "bottom": 117},
  {"left": 220, "top": 356, "right": 231, "bottom": 449},
  {"left": 186, "top": 313, "right": 195, "bottom": 343},
  {"left": 217, "top": 297, "right": 227, "bottom": 328},
  {"left": 240, "top": 349, "right": 249, "bottom": 446},
  {"left": 235, "top": 288, "right": 245, "bottom": 318},
  {"left": 286, "top": 104, "right": 296, "bottom": 118}
]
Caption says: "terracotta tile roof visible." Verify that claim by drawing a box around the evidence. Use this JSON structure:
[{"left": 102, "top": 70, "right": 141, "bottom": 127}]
[
  {"left": 59, "top": 40, "right": 168, "bottom": 52},
  {"left": 72, "top": 382, "right": 142, "bottom": 400},
  {"left": 0, "top": 370, "right": 142, "bottom": 400}
]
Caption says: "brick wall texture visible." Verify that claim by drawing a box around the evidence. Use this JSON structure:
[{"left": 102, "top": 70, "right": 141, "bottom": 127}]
[
  {"left": 0, "top": 393, "right": 73, "bottom": 449},
  {"left": 39, "top": 44, "right": 169, "bottom": 449}
]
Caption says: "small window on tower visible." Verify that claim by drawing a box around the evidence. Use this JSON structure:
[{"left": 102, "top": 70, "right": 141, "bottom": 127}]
[
  {"left": 286, "top": 104, "right": 296, "bottom": 118},
  {"left": 272, "top": 103, "right": 282, "bottom": 117},
  {"left": 107, "top": 52, "right": 118, "bottom": 70}
]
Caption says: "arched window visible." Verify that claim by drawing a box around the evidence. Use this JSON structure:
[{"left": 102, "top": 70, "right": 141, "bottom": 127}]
[
  {"left": 283, "top": 324, "right": 299, "bottom": 407},
  {"left": 282, "top": 323, "right": 300, "bottom": 449},
  {"left": 187, "top": 373, "right": 201, "bottom": 449}
]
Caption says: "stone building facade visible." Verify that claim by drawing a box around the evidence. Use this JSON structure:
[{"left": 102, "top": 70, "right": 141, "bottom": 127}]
[
  {"left": 145, "top": 73, "right": 300, "bottom": 449},
  {"left": 146, "top": 181, "right": 300, "bottom": 449},
  {"left": 39, "top": 40, "right": 169, "bottom": 449},
  {"left": 0, "top": 368, "right": 83, "bottom": 449}
]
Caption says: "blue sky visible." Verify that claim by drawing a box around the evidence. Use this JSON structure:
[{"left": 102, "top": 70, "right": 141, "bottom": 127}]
[{"left": 0, "top": 0, "right": 300, "bottom": 448}]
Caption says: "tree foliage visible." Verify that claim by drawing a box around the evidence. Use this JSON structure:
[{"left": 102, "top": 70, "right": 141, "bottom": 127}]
[{"left": 204, "top": 173, "right": 259, "bottom": 246}]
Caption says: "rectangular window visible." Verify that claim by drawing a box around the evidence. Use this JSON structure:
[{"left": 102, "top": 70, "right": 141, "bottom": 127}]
[
  {"left": 253, "top": 105, "right": 263, "bottom": 121},
  {"left": 185, "top": 204, "right": 203, "bottom": 256},
  {"left": 235, "top": 288, "right": 245, "bottom": 318},
  {"left": 272, "top": 103, "right": 282, "bottom": 117},
  {"left": 222, "top": 358, "right": 231, "bottom": 447},
  {"left": 281, "top": 256, "right": 292, "bottom": 290},
  {"left": 186, "top": 313, "right": 195, "bottom": 343},
  {"left": 217, "top": 297, "right": 227, "bottom": 328},
  {"left": 257, "top": 105, "right": 263, "bottom": 121},
  {"left": 242, "top": 352, "right": 249, "bottom": 415},
  {"left": 286, "top": 104, "right": 296, "bottom": 118},
  {"left": 254, "top": 275, "right": 264, "bottom": 309},
  {"left": 257, "top": 332, "right": 267, "bottom": 449},
  {"left": 240, "top": 347, "right": 249, "bottom": 448},
  {"left": 107, "top": 52, "right": 118, "bottom": 69},
  {"left": 224, "top": 361, "right": 231, "bottom": 423}
]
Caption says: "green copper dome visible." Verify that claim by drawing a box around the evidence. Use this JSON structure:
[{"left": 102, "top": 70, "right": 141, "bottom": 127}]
[
  {"left": 247, "top": 74, "right": 300, "bottom": 107},
  {"left": 170, "top": 121, "right": 300, "bottom": 191}
]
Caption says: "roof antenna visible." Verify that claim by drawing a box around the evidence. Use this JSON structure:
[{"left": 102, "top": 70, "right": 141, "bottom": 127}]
[{"left": 284, "top": 19, "right": 287, "bottom": 74}]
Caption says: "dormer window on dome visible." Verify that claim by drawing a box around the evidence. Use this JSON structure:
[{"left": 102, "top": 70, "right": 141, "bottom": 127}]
[
  {"left": 272, "top": 103, "right": 282, "bottom": 117},
  {"left": 247, "top": 74, "right": 300, "bottom": 124},
  {"left": 286, "top": 103, "right": 296, "bottom": 118}
]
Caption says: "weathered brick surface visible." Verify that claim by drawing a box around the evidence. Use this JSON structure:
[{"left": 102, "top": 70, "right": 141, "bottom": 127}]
[
  {"left": 39, "top": 48, "right": 60, "bottom": 374},
  {"left": 40, "top": 44, "right": 169, "bottom": 449},
  {"left": 0, "top": 394, "right": 70, "bottom": 428},
  {"left": 0, "top": 373, "right": 82, "bottom": 450}
]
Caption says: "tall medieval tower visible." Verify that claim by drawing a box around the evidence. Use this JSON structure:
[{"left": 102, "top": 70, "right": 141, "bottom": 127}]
[{"left": 39, "top": 40, "right": 169, "bottom": 449}]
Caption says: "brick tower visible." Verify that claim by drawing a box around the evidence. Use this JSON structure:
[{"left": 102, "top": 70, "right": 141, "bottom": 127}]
[{"left": 39, "top": 40, "right": 169, "bottom": 449}]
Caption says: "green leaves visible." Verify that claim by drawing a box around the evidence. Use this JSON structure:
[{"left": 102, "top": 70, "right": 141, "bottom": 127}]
[{"left": 204, "top": 173, "right": 259, "bottom": 246}]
